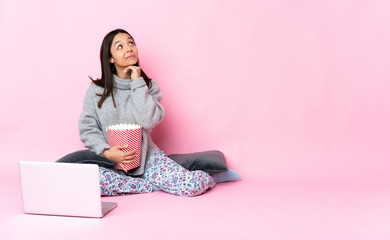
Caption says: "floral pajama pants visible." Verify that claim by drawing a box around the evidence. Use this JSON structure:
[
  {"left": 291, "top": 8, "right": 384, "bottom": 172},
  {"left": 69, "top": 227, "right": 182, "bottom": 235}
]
[{"left": 99, "top": 150, "right": 216, "bottom": 197}]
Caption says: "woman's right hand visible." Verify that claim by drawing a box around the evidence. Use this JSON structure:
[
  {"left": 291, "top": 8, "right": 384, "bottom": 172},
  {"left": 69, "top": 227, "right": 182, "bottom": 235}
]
[{"left": 103, "top": 146, "right": 136, "bottom": 172}]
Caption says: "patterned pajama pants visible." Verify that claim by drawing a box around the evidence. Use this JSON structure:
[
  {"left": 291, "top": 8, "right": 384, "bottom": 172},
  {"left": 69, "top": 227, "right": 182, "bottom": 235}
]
[{"left": 99, "top": 150, "right": 216, "bottom": 197}]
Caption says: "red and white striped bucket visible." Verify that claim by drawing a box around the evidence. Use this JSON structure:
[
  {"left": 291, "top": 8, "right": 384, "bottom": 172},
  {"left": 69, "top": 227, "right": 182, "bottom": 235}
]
[{"left": 106, "top": 124, "right": 142, "bottom": 171}]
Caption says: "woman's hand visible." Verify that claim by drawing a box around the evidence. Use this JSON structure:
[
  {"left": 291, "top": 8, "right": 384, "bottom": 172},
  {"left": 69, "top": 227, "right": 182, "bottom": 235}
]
[
  {"left": 103, "top": 146, "right": 136, "bottom": 172},
  {"left": 123, "top": 66, "right": 141, "bottom": 80}
]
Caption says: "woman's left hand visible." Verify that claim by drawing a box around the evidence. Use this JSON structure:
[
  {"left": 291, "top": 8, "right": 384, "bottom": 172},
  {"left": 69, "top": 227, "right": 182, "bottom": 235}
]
[{"left": 124, "top": 66, "right": 141, "bottom": 80}]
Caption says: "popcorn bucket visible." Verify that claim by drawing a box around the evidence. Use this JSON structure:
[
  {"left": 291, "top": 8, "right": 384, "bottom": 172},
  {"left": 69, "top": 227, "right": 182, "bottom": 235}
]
[{"left": 106, "top": 124, "right": 142, "bottom": 171}]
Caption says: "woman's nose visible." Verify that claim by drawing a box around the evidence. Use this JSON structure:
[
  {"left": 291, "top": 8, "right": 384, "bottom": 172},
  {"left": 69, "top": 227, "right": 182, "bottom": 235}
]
[{"left": 125, "top": 45, "right": 132, "bottom": 52}]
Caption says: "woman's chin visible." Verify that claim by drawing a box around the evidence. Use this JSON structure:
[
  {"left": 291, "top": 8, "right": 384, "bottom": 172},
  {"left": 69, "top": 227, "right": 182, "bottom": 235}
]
[{"left": 126, "top": 59, "right": 138, "bottom": 66}]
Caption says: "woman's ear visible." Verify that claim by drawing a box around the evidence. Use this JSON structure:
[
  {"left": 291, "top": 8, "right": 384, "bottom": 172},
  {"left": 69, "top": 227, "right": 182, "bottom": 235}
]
[{"left": 109, "top": 58, "right": 115, "bottom": 64}]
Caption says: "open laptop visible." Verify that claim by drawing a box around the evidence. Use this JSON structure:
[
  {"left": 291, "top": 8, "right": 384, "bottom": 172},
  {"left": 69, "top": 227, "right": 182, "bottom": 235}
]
[{"left": 18, "top": 161, "right": 117, "bottom": 218}]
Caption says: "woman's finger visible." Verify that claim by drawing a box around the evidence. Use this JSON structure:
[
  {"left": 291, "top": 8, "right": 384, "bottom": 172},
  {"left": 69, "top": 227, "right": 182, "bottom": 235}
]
[
  {"left": 123, "top": 150, "right": 136, "bottom": 155},
  {"left": 115, "top": 145, "right": 129, "bottom": 150},
  {"left": 123, "top": 66, "right": 135, "bottom": 73},
  {"left": 118, "top": 163, "right": 127, "bottom": 172},
  {"left": 124, "top": 154, "right": 136, "bottom": 160},
  {"left": 123, "top": 66, "right": 130, "bottom": 73},
  {"left": 122, "top": 151, "right": 136, "bottom": 159},
  {"left": 123, "top": 159, "right": 136, "bottom": 164}
]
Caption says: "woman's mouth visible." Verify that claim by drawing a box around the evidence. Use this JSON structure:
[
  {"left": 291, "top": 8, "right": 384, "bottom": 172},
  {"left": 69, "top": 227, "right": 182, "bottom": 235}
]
[{"left": 126, "top": 55, "right": 136, "bottom": 59}]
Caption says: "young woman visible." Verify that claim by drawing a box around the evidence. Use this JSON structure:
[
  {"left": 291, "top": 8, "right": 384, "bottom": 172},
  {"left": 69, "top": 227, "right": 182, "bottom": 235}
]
[{"left": 78, "top": 29, "right": 217, "bottom": 197}]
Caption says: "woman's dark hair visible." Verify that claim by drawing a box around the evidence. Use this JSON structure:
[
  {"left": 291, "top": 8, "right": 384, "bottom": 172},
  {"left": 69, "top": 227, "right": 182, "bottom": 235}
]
[{"left": 90, "top": 29, "right": 152, "bottom": 108}]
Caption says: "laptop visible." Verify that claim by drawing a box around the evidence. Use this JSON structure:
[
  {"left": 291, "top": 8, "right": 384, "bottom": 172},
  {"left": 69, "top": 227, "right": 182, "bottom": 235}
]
[{"left": 18, "top": 161, "right": 117, "bottom": 218}]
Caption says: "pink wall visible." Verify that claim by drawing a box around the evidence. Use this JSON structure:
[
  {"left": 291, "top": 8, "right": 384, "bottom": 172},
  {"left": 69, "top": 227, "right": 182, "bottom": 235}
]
[{"left": 1, "top": 0, "right": 389, "bottom": 183}]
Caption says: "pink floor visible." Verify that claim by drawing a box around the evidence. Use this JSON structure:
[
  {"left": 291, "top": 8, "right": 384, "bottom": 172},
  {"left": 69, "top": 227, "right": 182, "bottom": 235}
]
[{"left": 1, "top": 166, "right": 390, "bottom": 240}]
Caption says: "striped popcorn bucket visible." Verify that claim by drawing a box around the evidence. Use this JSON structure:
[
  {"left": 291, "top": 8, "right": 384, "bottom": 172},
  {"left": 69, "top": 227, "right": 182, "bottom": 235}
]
[{"left": 106, "top": 124, "right": 142, "bottom": 171}]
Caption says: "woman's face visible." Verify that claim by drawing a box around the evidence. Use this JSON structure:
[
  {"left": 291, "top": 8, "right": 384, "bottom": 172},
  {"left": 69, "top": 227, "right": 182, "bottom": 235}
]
[{"left": 109, "top": 33, "right": 139, "bottom": 72}]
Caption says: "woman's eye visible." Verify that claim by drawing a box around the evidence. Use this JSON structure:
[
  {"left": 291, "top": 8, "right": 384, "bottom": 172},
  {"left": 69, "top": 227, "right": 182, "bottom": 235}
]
[
  {"left": 129, "top": 42, "right": 134, "bottom": 46},
  {"left": 118, "top": 45, "right": 123, "bottom": 49}
]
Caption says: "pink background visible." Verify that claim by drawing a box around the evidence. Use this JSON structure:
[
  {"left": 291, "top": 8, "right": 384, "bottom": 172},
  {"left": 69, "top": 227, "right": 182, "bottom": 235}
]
[
  {"left": 1, "top": 1, "right": 390, "bottom": 239},
  {"left": 1, "top": 0, "right": 389, "bottom": 183}
]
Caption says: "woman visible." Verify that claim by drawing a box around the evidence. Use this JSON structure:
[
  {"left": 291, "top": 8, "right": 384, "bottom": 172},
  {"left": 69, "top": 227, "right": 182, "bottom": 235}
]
[{"left": 78, "top": 29, "right": 216, "bottom": 197}]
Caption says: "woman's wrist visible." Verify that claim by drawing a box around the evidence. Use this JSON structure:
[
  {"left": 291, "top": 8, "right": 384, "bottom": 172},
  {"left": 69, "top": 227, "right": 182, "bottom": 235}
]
[{"left": 103, "top": 149, "right": 110, "bottom": 159}]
